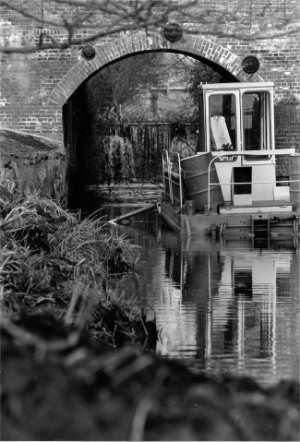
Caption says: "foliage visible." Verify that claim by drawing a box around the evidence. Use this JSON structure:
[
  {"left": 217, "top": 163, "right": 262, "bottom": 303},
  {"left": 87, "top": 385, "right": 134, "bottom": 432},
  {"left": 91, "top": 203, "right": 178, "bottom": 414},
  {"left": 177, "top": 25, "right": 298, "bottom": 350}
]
[
  {"left": 187, "top": 60, "right": 232, "bottom": 116},
  {"left": 86, "top": 53, "right": 164, "bottom": 122},
  {"left": 99, "top": 135, "right": 135, "bottom": 182},
  {"left": 0, "top": 190, "right": 146, "bottom": 347},
  {"left": 85, "top": 52, "right": 199, "bottom": 126}
]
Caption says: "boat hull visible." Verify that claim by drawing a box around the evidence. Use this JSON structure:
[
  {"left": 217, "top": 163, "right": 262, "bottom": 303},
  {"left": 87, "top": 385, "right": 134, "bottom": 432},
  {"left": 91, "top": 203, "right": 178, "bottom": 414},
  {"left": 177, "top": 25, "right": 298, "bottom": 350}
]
[
  {"left": 159, "top": 201, "right": 300, "bottom": 243},
  {"left": 180, "top": 152, "right": 223, "bottom": 212}
]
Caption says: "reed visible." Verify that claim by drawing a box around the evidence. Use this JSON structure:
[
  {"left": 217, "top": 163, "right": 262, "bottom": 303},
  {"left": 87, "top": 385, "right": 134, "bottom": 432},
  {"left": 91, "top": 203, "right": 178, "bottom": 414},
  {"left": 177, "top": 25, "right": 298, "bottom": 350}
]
[{"left": 0, "top": 188, "right": 152, "bottom": 348}]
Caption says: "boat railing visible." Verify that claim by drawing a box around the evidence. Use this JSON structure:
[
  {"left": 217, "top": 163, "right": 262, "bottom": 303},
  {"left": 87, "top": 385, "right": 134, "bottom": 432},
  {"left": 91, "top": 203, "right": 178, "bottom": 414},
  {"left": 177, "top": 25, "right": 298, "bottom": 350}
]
[
  {"left": 162, "top": 150, "right": 300, "bottom": 212},
  {"left": 207, "top": 151, "right": 300, "bottom": 211},
  {"left": 162, "top": 150, "right": 183, "bottom": 209}
]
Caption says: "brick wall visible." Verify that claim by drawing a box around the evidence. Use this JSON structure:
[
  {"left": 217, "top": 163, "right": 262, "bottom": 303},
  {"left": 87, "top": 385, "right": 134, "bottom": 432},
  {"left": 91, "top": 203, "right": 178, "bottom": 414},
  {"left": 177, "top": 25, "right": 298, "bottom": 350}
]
[{"left": 0, "top": 0, "right": 300, "bottom": 153}]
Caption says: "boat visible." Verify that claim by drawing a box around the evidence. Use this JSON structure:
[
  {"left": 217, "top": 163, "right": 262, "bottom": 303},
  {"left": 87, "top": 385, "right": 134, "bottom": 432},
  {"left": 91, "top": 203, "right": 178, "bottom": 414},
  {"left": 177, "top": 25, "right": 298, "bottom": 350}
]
[{"left": 158, "top": 82, "right": 300, "bottom": 242}]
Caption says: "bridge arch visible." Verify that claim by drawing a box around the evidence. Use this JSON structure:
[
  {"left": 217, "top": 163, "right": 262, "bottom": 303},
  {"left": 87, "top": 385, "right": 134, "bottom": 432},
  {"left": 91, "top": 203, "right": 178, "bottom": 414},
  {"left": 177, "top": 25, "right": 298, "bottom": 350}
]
[
  {"left": 54, "top": 30, "right": 264, "bottom": 208},
  {"left": 50, "top": 30, "right": 262, "bottom": 105}
]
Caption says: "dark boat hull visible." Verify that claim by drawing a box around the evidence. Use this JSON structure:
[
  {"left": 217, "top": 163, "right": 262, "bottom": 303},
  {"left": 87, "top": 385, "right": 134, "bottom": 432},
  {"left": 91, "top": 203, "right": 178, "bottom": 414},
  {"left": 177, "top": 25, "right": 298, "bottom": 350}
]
[
  {"left": 159, "top": 201, "right": 300, "bottom": 244},
  {"left": 180, "top": 152, "right": 223, "bottom": 212}
]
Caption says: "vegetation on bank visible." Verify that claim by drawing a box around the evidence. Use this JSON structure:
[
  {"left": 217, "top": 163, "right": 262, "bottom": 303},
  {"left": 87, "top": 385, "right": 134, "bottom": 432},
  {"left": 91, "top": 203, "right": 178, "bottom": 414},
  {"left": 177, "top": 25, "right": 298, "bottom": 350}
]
[{"left": 0, "top": 179, "right": 156, "bottom": 349}]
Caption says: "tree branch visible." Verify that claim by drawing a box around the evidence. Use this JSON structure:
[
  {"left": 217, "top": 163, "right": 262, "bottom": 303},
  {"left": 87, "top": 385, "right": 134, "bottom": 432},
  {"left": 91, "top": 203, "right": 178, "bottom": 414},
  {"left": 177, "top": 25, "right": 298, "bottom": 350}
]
[
  {"left": 0, "top": 1, "right": 64, "bottom": 27},
  {"left": 0, "top": 0, "right": 299, "bottom": 54}
]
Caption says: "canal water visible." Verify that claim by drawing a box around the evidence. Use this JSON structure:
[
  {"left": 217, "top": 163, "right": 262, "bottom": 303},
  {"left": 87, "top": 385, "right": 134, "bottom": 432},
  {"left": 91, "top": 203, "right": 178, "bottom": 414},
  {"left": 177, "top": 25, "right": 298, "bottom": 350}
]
[{"left": 104, "top": 206, "right": 300, "bottom": 386}]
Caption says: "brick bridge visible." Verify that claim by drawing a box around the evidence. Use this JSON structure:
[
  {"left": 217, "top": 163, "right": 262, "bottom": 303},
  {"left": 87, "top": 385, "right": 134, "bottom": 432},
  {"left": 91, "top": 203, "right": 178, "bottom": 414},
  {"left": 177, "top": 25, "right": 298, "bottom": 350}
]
[
  {"left": 49, "top": 31, "right": 266, "bottom": 206},
  {"left": 1, "top": 12, "right": 299, "bottom": 207},
  {"left": 49, "top": 30, "right": 261, "bottom": 105}
]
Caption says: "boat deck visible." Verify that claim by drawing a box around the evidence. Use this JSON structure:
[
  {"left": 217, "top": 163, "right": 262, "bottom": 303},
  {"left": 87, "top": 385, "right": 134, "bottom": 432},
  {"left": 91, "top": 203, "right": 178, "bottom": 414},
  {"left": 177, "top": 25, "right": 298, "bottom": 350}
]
[{"left": 219, "top": 200, "right": 292, "bottom": 214}]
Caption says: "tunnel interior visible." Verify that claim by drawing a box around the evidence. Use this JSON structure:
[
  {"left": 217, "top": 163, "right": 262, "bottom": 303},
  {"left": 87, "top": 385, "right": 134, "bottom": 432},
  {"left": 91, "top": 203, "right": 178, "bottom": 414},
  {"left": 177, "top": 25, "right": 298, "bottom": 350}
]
[{"left": 62, "top": 50, "right": 237, "bottom": 209}]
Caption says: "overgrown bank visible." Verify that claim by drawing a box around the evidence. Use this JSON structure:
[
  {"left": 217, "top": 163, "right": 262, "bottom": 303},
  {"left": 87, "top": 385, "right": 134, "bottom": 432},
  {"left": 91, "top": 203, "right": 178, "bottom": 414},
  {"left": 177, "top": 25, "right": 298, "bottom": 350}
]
[
  {"left": 1, "top": 187, "right": 299, "bottom": 441},
  {"left": 0, "top": 185, "right": 156, "bottom": 348}
]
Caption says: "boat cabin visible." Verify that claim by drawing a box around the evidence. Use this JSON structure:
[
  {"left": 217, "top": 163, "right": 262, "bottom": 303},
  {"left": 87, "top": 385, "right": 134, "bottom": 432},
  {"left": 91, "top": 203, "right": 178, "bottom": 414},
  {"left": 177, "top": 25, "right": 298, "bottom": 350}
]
[
  {"left": 163, "top": 82, "right": 298, "bottom": 214},
  {"left": 200, "top": 82, "right": 288, "bottom": 211},
  {"left": 161, "top": 82, "right": 300, "bottom": 239}
]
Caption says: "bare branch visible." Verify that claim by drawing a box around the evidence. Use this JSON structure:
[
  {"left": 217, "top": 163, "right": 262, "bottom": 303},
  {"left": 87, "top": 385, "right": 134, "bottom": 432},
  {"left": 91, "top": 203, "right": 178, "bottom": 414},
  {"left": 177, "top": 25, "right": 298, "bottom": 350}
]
[
  {"left": 0, "top": 0, "right": 299, "bottom": 54},
  {"left": 0, "top": 1, "right": 65, "bottom": 27},
  {"left": 184, "top": 23, "right": 300, "bottom": 41}
]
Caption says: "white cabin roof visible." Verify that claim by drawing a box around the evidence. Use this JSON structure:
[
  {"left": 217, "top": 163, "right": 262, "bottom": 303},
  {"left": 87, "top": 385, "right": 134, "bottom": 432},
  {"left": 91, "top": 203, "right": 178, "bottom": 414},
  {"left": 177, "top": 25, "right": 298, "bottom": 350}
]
[{"left": 199, "top": 82, "right": 274, "bottom": 91}]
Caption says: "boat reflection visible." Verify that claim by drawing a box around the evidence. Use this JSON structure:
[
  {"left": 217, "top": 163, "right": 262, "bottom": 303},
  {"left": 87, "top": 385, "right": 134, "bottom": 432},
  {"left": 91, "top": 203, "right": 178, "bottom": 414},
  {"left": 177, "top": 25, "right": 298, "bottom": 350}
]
[{"left": 153, "top": 236, "right": 299, "bottom": 383}]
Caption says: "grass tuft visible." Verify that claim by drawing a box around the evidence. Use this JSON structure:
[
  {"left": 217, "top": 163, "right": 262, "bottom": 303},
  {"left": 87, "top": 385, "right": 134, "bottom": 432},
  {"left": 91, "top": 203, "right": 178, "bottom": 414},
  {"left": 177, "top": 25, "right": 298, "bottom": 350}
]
[{"left": 0, "top": 190, "right": 153, "bottom": 348}]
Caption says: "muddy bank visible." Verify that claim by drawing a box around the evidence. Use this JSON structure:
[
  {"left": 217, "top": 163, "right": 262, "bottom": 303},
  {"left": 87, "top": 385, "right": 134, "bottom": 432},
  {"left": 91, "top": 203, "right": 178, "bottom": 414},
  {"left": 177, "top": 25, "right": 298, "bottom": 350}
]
[{"left": 1, "top": 313, "right": 299, "bottom": 441}]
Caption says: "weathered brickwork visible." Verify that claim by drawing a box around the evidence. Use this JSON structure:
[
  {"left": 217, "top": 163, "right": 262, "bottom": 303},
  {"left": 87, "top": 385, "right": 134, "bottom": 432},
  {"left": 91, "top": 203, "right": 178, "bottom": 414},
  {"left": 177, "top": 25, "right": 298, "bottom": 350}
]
[{"left": 0, "top": 0, "right": 300, "bottom": 152}]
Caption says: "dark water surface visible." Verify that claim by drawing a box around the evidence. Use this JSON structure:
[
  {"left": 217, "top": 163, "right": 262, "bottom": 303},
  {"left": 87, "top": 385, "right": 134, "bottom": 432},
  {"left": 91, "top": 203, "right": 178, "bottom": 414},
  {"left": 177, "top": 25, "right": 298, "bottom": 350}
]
[{"left": 104, "top": 206, "right": 300, "bottom": 386}]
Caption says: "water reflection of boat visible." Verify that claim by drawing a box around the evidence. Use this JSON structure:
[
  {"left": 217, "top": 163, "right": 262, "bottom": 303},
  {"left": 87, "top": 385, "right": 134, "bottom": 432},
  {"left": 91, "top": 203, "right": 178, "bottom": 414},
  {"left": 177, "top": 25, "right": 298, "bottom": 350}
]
[
  {"left": 210, "top": 248, "right": 292, "bottom": 365},
  {"left": 154, "top": 236, "right": 298, "bottom": 383}
]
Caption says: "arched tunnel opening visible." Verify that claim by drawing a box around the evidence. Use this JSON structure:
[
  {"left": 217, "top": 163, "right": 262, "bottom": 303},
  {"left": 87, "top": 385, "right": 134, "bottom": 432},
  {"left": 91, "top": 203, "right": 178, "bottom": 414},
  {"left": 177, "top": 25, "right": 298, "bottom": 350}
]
[{"left": 62, "top": 50, "right": 237, "bottom": 210}]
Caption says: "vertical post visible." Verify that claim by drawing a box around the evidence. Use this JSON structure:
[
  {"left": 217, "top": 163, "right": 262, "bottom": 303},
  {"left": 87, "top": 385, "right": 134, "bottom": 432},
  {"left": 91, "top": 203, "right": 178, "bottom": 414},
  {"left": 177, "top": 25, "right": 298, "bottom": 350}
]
[
  {"left": 207, "top": 154, "right": 220, "bottom": 212},
  {"left": 237, "top": 300, "right": 245, "bottom": 371},
  {"left": 206, "top": 253, "right": 212, "bottom": 367},
  {"left": 166, "top": 151, "right": 174, "bottom": 204},
  {"left": 208, "top": 159, "right": 211, "bottom": 212},
  {"left": 177, "top": 153, "right": 183, "bottom": 209},
  {"left": 162, "top": 151, "right": 166, "bottom": 196},
  {"left": 272, "top": 275, "right": 277, "bottom": 375}
]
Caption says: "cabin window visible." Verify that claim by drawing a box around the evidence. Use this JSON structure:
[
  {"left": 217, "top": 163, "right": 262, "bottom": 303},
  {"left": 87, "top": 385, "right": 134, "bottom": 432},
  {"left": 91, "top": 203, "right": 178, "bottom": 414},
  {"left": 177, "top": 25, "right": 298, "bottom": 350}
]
[
  {"left": 242, "top": 91, "right": 270, "bottom": 151},
  {"left": 233, "top": 167, "right": 252, "bottom": 194},
  {"left": 209, "top": 94, "right": 236, "bottom": 151}
]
